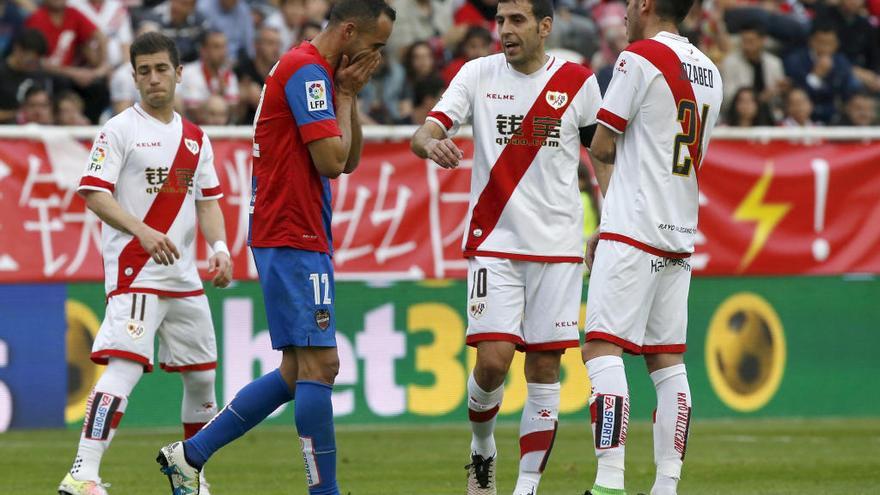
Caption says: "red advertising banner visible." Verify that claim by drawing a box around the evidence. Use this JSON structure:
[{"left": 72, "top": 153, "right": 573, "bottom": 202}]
[{"left": 0, "top": 134, "right": 878, "bottom": 283}]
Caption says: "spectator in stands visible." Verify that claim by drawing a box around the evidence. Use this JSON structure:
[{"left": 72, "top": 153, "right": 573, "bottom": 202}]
[
  {"left": 297, "top": 20, "right": 321, "bottom": 43},
  {"left": 441, "top": 25, "right": 492, "bottom": 85},
  {"left": 454, "top": 0, "right": 497, "bottom": 32},
  {"left": 0, "top": 28, "right": 50, "bottom": 124},
  {"left": 236, "top": 25, "right": 281, "bottom": 124},
  {"left": 179, "top": 29, "right": 240, "bottom": 123},
  {"left": 385, "top": 0, "right": 454, "bottom": 59},
  {"left": 723, "top": 0, "right": 809, "bottom": 52},
  {"left": 781, "top": 87, "right": 816, "bottom": 127},
  {"left": 721, "top": 23, "right": 787, "bottom": 114},
  {"left": 784, "top": 20, "right": 861, "bottom": 124},
  {"left": 200, "top": 93, "right": 229, "bottom": 124},
  {"left": 197, "top": 0, "right": 254, "bottom": 62},
  {"left": 835, "top": 92, "right": 878, "bottom": 126},
  {"left": 546, "top": 0, "right": 597, "bottom": 63},
  {"left": 54, "top": 88, "right": 89, "bottom": 125},
  {"left": 264, "top": 0, "right": 305, "bottom": 51},
  {"left": 0, "top": 0, "right": 27, "bottom": 56},
  {"left": 143, "top": 0, "right": 209, "bottom": 63},
  {"left": 26, "top": 0, "right": 110, "bottom": 122},
  {"left": 402, "top": 40, "right": 438, "bottom": 87},
  {"left": 69, "top": 0, "right": 132, "bottom": 68},
  {"left": 304, "top": 0, "right": 329, "bottom": 23},
  {"left": 18, "top": 84, "right": 53, "bottom": 124},
  {"left": 724, "top": 87, "right": 776, "bottom": 127},
  {"left": 402, "top": 74, "right": 444, "bottom": 125},
  {"left": 592, "top": 14, "right": 627, "bottom": 94},
  {"left": 359, "top": 49, "right": 407, "bottom": 124},
  {"left": 823, "top": 0, "right": 880, "bottom": 92},
  {"left": 680, "top": 0, "right": 730, "bottom": 62}
]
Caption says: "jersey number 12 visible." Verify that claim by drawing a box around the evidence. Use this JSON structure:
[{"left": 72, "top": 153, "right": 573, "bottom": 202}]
[{"left": 672, "top": 100, "right": 710, "bottom": 177}]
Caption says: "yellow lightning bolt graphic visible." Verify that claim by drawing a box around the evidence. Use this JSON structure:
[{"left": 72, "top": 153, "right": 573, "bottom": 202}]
[{"left": 733, "top": 163, "right": 792, "bottom": 272}]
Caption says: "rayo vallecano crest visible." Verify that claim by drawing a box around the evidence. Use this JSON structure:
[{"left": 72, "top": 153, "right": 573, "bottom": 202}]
[
  {"left": 545, "top": 91, "right": 568, "bottom": 110},
  {"left": 185, "top": 138, "right": 200, "bottom": 155}
]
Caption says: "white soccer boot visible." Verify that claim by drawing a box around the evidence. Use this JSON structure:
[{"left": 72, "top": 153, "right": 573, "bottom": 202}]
[
  {"left": 58, "top": 472, "right": 110, "bottom": 495},
  {"left": 157, "top": 441, "right": 201, "bottom": 494},
  {"left": 466, "top": 453, "right": 497, "bottom": 495}
]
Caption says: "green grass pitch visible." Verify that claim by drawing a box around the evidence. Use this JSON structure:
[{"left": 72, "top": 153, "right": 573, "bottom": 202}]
[{"left": 3, "top": 419, "right": 879, "bottom": 494}]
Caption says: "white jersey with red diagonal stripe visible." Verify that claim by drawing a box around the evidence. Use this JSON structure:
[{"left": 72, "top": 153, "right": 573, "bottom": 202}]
[
  {"left": 77, "top": 104, "right": 223, "bottom": 297},
  {"left": 596, "top": 32, "right": 723, "bottom": 255},
  {"left": 427, "top": 53, "right": 602, "bottom": 262}
]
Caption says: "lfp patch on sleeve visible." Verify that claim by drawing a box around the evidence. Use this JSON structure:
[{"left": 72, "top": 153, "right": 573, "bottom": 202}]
[{"left": 305, "top": 80, "right": 328, "bottom": 112}]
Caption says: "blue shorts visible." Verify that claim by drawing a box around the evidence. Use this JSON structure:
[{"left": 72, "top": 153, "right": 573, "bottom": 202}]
[{"left": 252, "top": 247, "right": 336, "bottom": 349}]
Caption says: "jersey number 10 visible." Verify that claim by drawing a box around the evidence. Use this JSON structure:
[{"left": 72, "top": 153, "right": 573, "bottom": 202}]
[{"left": 672, "top": 100, "right": 710, "bottom": 177}]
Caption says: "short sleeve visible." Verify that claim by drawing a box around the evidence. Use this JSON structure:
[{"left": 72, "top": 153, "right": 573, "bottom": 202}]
[
  {"left": 575, "top": 73, "right": 603, "bottom": 127},
  {"left": 597, "top": 51, "right": 650, "bottom": 134},
  {"left": 78, "top": 124, "right": 124, "bottom": 194},
  {"left": 195, "top": 134, "right": 223, "bottom": 200},
  {"left": 284, "top": 63, "right": 341, "bottom": 144},
  {"left": 426, "top": 59, "right": 478, "bottom": 137}
]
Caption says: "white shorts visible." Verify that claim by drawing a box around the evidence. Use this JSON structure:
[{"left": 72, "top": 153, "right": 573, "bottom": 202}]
[
  {"left": 91, "top": 293, "right": 217, "bottom": 372},
  {"left": 466, "top": 256, "right": 582, "bottom": 352},
  {"left": 585, "top": 239, "right": 691, "bottom": 354}
]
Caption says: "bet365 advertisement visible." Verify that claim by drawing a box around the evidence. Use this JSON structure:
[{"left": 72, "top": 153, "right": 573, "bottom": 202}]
[{"left": 3, "top": 276, "right": 875, "bottom": 431}]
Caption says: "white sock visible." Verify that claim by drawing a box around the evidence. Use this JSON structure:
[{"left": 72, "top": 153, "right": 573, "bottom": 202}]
[
  {"left": 586, "top": 355, "right": 629, "bottom": 491},
  {"left": 650, "top": 364, "right": 691, "bottom": 495},
  {"left": 514, "top": 382, "right": 560, "bottom": 495},
  {"left": 70, "top": 358, "right": 142, "bottom": 482},
  {"left": 467, "top": 372, "right": 503, "bottom": 458},
  {"left": 181, "top": 369, "right": 218, "bottom": 439}
]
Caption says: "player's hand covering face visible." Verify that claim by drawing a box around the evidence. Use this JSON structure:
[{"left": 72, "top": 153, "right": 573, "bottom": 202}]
[
  {"left": 208, "top": 252, "right": 233, "bottom": 288},
  {"left": 335, "top": 51, "right": 382, "bottom": 97}
]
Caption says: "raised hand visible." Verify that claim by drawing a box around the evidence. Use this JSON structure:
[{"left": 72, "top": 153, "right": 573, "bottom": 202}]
[{"left": 335, "top": 51, "right": 382, "bottom": 97}]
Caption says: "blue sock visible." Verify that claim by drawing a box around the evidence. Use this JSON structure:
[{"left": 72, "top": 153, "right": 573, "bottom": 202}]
[
  {"left": 295, "top": 381, "right": 338, "bottom": 495},
  {"left": 184, "top": 369, "right": 294, "bottom": 469}
]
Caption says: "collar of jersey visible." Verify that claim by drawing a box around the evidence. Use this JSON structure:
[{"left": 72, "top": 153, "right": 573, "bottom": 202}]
[
  {"left": 656, "top": 31, "right": 690, "bottom": 44},
  {"left": 133, "top": 103, "right": 181, "bottom": 127},
  {"left": 300, "top": 41, "right": 336, "bottom": 78},
  {"left": 505, "top": 54, "right": 556, "bottom": 79}
]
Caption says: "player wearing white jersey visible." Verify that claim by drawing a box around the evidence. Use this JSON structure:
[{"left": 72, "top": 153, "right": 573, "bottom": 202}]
[
  {"left": 59, "top": 32, "right": 232, "bottom": 495},
  {"left": 412, "top": 1, "right": 602, "bottom": 494},
  {"left": 580, "top": 0, "right": 722, "bottom": 494}
]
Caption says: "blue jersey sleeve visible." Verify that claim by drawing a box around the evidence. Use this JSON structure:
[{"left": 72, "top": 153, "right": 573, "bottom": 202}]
[{"left": 285, "top": 63, "right": 342, "bottom": 143}]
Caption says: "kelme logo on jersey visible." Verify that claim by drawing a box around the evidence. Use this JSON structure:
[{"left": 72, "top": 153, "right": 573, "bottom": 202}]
[
  {"left": 545, "top": 91, "right": 568, "bottom": 110},
  {"left": 185, "top": 138, "right": 199, "bottom": 155},
  {"left": 306, "top": 80, "right": 328, "bottom": 112}
]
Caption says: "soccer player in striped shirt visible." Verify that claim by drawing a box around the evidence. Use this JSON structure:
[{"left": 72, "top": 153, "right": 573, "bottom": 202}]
[{"left": 412, "top": 0, "right": 602, "bottom": 493}]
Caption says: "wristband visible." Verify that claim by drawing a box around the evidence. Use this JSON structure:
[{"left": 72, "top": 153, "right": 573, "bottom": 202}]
[{"left": 212, "top": 240, "right": 230, "bottom": 256}]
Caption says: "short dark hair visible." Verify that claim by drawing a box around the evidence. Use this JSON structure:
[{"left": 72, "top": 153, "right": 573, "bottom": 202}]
[
  {"left": 498, "top": 0, "right": 554, "bottom": 21},
  {"left": 738, "top": 21, "right": 766, "bottom": 36},
  {"left": 129, "top": 32, "right": 180, "bottom": 69},
  {"left": 13, "top": 28, "right": 48, "bottom": 56},
  {"left": 655, "top": 0, "right": 694, "bottom": 24},
  {"left": 198, "top": 29, "right": 226, "bottom": 48},
  {"left": 810, "top": 19, "right": 837, "bottom": 36},
  {"left": 328, "top": 0, "right": 396, "bottom": 29},
  {"left": 23, "top": 84, "right": 49, "bottom": 102}
]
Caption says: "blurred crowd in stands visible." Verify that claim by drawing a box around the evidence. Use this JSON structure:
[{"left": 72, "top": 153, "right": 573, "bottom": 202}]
[{"left": 1, "top": 0, "right": 878, "bottom": 127}]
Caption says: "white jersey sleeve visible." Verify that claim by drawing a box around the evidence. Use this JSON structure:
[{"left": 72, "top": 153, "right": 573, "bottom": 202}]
[
  {"left": 575, "top": 74, "right": 602, "bottom": 128},
  {"left": 597, "top": 51, "right": 651, "bottom": 133},
  {"left": 195, "top": 135, "right": 223, "bottom": 201},
  {"left": 426, "top": 59, "right": 478, "bottom": 137},
  {"left": 79, "top": 124, "right": 127, "bottom": 194}
]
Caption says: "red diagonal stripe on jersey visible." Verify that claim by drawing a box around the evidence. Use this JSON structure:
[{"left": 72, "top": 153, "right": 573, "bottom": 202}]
[
  {"left": 626, "top": 40, "right": 703, "bottom": 178},
  {"left": 114, "top": 119, "right": 203, "bottom": 292},
  {"left": 465, "top": 62, "right": 592, "bottom": 252},
  {"left": 519, "top": 428, "right": 556, "bottom": 456}
]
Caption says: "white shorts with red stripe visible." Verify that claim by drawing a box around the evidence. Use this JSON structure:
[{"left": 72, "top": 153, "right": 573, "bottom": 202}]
[
  {"left": 466, "top": 256, "right": 582, "bottom": 352},
  {"left": 585, "top": 236, "right": 691, "bottom": 354},
  {"left": 91, "top": 293, "right": 217, "bottom": 372}
]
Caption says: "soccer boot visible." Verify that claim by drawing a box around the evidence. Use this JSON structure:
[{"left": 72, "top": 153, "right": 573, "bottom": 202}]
[
  {"left": 465, "top": 453, "right": 496, "bottom": 495},
  {"left": 157, "top": 441, "right": 200, "bottom": 494},
  {"left": 198, "top": 470, "right": 211, "bottom": 495},
  {"left": 58, "top": 472, "right": 109, "bottom": 495}
]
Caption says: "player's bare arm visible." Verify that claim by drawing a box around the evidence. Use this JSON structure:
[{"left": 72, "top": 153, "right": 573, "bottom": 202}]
[
  {"left": 308, "top": 52, "right": 380, "bottom": 178},
  {"left": 584, "top": 124, "right": 618, "bottom": 270},
  {"left": 410, "top": 120, "right": 464, "bottom": 169},
  {"left": 80, "top": 190, "right": 181, "bottom": 266},
  {"left": 195, "top": 199, "right": 232, "bottom": 288}
]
